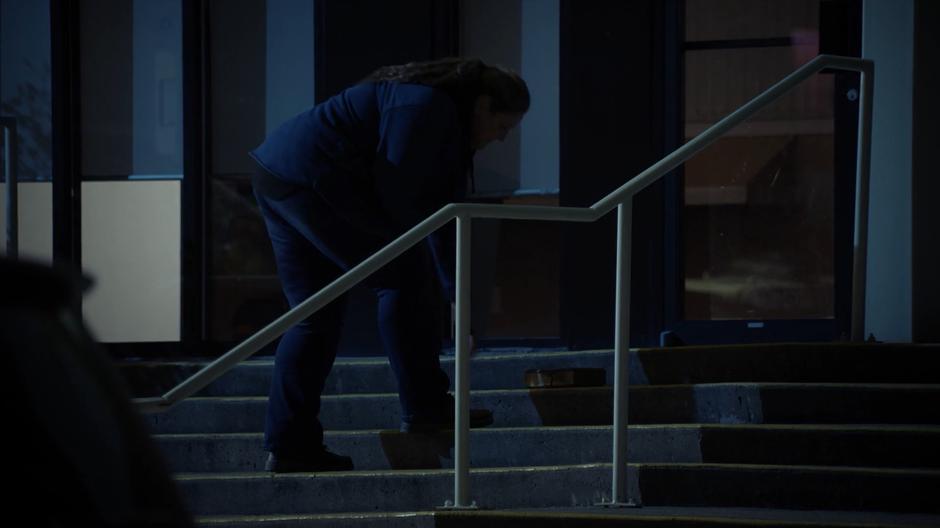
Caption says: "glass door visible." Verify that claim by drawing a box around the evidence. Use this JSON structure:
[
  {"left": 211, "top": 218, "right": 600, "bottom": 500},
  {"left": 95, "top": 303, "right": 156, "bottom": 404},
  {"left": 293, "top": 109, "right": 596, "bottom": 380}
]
[{"left": 664, "top": 0, "right": 860, "bottom": 344}]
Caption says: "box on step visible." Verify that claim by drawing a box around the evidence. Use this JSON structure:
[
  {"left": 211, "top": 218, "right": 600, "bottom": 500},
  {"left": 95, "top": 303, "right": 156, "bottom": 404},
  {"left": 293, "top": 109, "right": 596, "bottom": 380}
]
[{"left": 524, "top": 368, "right": 606, "bottom": 388}]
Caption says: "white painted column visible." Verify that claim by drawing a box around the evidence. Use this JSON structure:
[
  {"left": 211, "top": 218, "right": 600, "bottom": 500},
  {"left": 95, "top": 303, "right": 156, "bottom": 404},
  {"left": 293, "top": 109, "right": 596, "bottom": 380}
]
[
  {"left": 520, "top": 0, "right": 559, "bottom": 194},
  {"left": 862, "top": 0, "right": 914, "bottom": 341}
]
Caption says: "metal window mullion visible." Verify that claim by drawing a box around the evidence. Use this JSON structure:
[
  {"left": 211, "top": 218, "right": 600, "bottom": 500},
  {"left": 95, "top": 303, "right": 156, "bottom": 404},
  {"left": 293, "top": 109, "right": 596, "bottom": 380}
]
[{"left": 2, "top": 119, "right": 18, "bottom": 258}]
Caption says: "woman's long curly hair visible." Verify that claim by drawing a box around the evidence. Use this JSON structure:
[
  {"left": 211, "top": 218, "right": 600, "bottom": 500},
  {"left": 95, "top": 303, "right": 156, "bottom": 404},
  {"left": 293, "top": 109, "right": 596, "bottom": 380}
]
[{"left": 365, "top": 57, "right": 529, "bottom": 125}]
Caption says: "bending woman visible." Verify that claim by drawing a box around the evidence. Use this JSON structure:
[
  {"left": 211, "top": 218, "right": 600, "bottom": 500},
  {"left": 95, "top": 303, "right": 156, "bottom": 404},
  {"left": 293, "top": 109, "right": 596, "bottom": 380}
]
[{"left": 249, "top": 58, "right": 529, "bottom": 473}]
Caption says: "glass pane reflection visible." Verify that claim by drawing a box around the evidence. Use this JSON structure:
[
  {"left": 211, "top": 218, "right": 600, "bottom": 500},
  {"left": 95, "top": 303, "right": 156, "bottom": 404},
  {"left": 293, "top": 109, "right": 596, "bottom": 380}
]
[
  {"left": 683, "top": 46, "right": 835, "bottom": 320},
  {"left": 1, "top": 0, "right": 53, "bottom": 260}
]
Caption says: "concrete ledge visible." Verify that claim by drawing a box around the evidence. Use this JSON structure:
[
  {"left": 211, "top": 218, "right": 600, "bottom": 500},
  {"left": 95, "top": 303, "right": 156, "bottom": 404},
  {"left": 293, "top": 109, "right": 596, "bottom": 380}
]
[
  {"left": 176, "top": 463, "right": 629, "bottom": 517},
  {"left": 434, "top": 507, "right": 940, "bottom": 528},
  {"left": 145, "top": 384, "right": 940, "bottom": 434},
  {"left": 175, "top": 463, "right": 940, "bottom": 517},
  {"left": 194, "top": 507, "right": 940, "bottom": 528},
  {"left": 196, "top": 511, "right": 436, "bottom": 528},
  {"left": 156, "top": 424, "right": 940, "bottom": 474},
  {"left": 156, "top": 425, "right": 701, "bottom": 473},
  {"left": 638, "top": 464, "right": 940, "bottom": 514},
  {"left": 121, "top": 349, "right": 617, "bottom": 398},
  {"left": 119, "top": 343, "right": 940, "bottom": 398}
]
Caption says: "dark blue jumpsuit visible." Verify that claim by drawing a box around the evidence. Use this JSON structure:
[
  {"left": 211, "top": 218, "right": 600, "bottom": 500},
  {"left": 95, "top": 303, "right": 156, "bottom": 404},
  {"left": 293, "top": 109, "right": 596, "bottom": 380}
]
[{"left": 249, "top": 81, "right": 465, "bottom": 456}]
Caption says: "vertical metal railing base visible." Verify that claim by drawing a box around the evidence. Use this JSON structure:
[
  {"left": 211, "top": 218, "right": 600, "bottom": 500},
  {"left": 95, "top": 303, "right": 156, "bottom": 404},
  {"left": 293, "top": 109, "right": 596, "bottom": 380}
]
[
  {"left": 438, "top": 500, "right": 479, "bottom": 511},
  {"left": 597, "top": 502, "right": 641, "bottom": 508},
  {"left": 595, "top": 465, "right": 641, "bottom": 507}
]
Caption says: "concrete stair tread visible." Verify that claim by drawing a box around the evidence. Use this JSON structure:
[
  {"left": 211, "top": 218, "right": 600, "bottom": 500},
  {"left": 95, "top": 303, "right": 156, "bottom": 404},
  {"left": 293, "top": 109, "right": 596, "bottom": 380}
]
[
  {"left": 121, "top": 342, "right": 940, "bottom": 369},
  {"left": 193, "top": 507, "right": 940, "bottom": 528},
  {"left": 154, "top": 422, "right": 940, "bottom": 473},
  {"left": 194, "top": 510, "right": 437, "bottom": 527},
  {"left": 120, "top": 349, "right": 613, "bottom": 397},
  {"left": 153, "top": 382, "right": 940, "bottom": 403},
  {"left": 174, "top": 462, "right": 608, "bottom": 480},
  {"left": 120, "top": 343, "right": 940, "bottom": 398},
  {"left": 146, "top": 384, "right": 940, "bottom": 434},
  {"left": 173, "top": 462, "right": 940, "bottom": 516},
  {"left": 638, "top": 462, "right": 940, "bottom": 474},
  {"left": 441, "top": 506, "right": 940, "bottom": 528},
  {"left": 123, "top": 348, "right": 609, "bottom": 368},
  {"left": 501, "top": 505, "right": 940, "bottom": 522},
  {"left": 154, "top": 422, "right": 940, "bottom": 438},
  {"left": 174, "top": 462, "right": 940, "bottom": 480}
]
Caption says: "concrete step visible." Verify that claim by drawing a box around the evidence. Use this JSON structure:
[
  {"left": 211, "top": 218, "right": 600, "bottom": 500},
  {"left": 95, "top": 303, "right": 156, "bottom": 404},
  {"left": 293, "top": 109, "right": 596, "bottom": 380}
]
[
  {"left": 174, "top": 463, "right": 940, "bottom": 517},
  {"left": 633, "top": 343, "right": 940, "bottom": 385},
  {"left": 120, "top": 343, "right": 940, "bottom": 398},
  {"left": 144, "top": 383, "right": 940, "bottom": 434},
  {"left": 194, "top": 507, "right": 940, "bottom": 528},
  {"left": 156, "top": 424, "right": 940, "bottom": 473},
  {"left": 122, "top": 349, "right": 615, "bottom": 398}
]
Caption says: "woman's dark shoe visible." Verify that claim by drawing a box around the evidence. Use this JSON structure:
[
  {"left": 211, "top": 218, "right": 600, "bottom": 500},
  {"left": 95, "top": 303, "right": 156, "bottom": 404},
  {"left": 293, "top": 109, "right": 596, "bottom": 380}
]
[
  {"left": 400, "top": 407, "right": 494, "bottom": 434},
  {"left": 265, "top": 446, "right": 354, "bottom": 473}
]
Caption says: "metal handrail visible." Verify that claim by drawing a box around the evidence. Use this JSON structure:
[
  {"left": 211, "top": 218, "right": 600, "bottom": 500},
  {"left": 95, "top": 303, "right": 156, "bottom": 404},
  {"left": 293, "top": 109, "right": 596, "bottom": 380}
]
[
  {"left": 134, "top": 55, "right": 874, "bottom": 508},
  {"left": 1, "top": 117, "right": 18, "bottom": 258}
]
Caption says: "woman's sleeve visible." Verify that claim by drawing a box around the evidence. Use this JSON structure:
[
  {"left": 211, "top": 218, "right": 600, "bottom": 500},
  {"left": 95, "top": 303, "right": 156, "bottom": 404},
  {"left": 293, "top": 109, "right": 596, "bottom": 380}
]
[{"left": 426, "top": 228, "right": 456, "bottom": 303}]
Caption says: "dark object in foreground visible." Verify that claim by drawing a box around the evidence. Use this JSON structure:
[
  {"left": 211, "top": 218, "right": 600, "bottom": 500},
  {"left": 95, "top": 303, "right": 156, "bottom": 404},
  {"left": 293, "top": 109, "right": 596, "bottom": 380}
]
[{"left": 2, "top": 257, "right": 194, "bottom": 527}]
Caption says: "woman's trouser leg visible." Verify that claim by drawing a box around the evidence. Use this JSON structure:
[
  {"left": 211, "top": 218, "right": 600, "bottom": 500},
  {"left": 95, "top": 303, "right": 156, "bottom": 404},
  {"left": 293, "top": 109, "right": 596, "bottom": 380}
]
[
  {"left": 373, "top": 255, "right": 451, "bottom": 422},
  {"left": 254, "top": 190, "right": 345, "bottom": 455},
  {"left": 255, "top": 179, "right": 452, "bottom": 444}
]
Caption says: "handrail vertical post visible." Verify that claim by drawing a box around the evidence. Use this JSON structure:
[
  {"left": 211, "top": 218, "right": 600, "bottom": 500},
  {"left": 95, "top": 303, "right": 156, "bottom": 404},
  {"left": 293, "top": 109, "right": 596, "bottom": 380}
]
[
  {"left": 451, "top": 213, "right": 475, "bottom": 508},
  {"left": 2, "top": 118, "right": 18, "bottom": 258},
  {"left": 606, "top": 200, "right": 638, "bottom": 507},
  {"left": 851, "top": 62, "right": 874, "bottom": 342}
]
